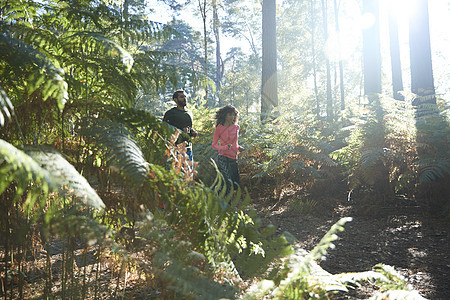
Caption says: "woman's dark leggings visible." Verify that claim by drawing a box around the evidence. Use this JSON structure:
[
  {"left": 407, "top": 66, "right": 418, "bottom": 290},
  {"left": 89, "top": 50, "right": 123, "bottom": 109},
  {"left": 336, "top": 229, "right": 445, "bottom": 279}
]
[{"left": 217, "top": 155, "right": 240, "bottom": 194}]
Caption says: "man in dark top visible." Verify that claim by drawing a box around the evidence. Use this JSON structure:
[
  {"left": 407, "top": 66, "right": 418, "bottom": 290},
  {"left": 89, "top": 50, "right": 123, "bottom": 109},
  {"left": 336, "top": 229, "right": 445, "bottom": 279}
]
[{"left": 163, "top": 90, "right": 198, "bottom": 161}]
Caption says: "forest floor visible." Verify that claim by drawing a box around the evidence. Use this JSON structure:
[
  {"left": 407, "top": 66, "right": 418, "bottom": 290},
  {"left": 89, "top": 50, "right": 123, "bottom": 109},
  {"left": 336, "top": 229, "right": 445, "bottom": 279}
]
[{"left": 247, "top": 182, "right": 450, "bottom": 299}]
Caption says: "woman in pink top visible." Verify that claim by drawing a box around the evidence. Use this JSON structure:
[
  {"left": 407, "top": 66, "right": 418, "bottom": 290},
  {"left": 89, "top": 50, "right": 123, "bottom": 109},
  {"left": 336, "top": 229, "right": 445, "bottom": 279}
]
[{"left": 212, "top": 105, "right": 244, "bottom": 194}]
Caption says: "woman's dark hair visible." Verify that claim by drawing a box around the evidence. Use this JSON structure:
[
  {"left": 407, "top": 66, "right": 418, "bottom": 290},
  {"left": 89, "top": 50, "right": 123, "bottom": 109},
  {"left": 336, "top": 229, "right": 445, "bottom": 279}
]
[{"left": 215, "top": 105, "right": 239, "bottom": 127}]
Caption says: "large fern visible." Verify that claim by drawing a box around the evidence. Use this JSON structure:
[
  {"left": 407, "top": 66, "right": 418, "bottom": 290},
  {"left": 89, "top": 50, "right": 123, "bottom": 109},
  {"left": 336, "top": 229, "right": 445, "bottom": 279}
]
[
  {"left": 416, "top": 157, "right": 450, "bottom": 184},
  {"left": 330, "top": 98, "right": 416, "bottom": 200},
  {"left": 0, "top": 34, "right": 68, "bottom": 110},
  {"left": 0, "top": 85, "right": 14, "bottom": 126},
  {"left": 80, "top": 118, "right": 151, "bottom": 189},
  {"left": 248, "top": 115, "right": 337, "bottom": 182},
  {"left": 24, "top": 145, "right": 105, "bottom": 209},
  {"left": 0, "top": 140, "right": 104, "bottom": 211},
  {"left": 137, "top": 216, "right": 238, "bottom": 299}
]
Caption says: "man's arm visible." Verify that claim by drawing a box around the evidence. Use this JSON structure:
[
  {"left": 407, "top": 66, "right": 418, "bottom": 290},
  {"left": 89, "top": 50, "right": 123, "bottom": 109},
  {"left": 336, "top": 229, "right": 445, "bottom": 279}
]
[
  {"left": 189, "top": 128, "right": 198, "bottom": 137},
  {"left": 163, "top": 110, "right": 171, "bottom": 124}
]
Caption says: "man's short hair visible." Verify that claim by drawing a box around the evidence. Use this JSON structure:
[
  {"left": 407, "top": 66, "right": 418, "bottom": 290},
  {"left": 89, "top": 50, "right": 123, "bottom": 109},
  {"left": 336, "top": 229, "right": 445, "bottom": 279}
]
[{"left": 173, "top": 90, "right": 185, "bottom": 100}]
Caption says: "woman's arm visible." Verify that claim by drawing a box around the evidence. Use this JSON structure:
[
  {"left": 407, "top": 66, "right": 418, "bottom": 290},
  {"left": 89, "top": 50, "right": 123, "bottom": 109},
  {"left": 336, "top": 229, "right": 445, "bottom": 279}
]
[{"left": 212, "top": 126, "right": 228, "bottom": 151}]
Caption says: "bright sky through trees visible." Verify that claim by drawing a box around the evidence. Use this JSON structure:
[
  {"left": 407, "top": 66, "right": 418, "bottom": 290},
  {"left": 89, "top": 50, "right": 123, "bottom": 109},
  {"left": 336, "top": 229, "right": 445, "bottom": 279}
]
[{"left": 149, "top": 0, "right": 450, "bottom": 99}]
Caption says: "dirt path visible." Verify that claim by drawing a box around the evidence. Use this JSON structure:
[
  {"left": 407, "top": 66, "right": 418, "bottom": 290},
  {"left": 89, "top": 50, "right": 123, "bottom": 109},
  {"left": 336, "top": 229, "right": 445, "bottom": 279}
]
[{"left": 251, "top": 194, "right": 450, "bottom": 299}]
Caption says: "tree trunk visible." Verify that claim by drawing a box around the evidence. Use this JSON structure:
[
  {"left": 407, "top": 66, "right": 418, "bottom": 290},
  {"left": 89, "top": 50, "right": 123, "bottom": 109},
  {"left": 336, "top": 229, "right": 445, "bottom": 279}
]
[
  {"left": 213, "top": 0, "right": 223, "bottom": 106},
  {"left": 199, "top": 0, "right": 209, "bottom": 106},
  {"left": 388, "top": 9, "right": 404, "bottom": 100},
  {"left": 362, "top": 0, "right": 382, "bottom": 98},
  {"left": 261, "top": 0, "right": 278, "bottom": 122},
  {"left": 122, "top": 0, "right": 129, "bottom": 48},
  {"left": 321, "top": 0, "right": 333, "bottom": 121},
  {"left": 333, "top": 0, "right": 345, "bottom": 110},
  {"left": 409, "top": 0, "right": 435, "bottom": 104},
  {"left": 310, "top": 0, "right": 320, "bottom": 117}
]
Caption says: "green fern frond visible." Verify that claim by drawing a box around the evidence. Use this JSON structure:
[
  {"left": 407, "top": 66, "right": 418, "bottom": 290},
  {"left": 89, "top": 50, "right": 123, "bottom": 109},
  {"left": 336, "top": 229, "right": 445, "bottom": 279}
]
[
  {"left": 0, "top": 86, "right": 14, "bottom": 126},
  {"left": 154, "top": 251, "right": 237, "bottom": 299},
  {"left": 101, "top": 105, "right": 167, "bottom": 131},
  {"left": 6, "top": 23, "right": 62, "bottom": 57},
  {"left": 23, "top": 145, "right": 105, "bottom": 209},
  {"left": 360, "top": 148, "right": 385, "bottom": 168},
  {"left": 290, "top": 161, "right": 321, "bottom": 178},
  {"left": 307, "top": 217, "right": 353, "bottom": 262},
  {"left": 367, "top": 264, "right": 427, "bottom": 299},
  {"left": 244, "top": 218, "right": 424, "bottom": 299},
  {"left": 369, "top": 290, "right": 427, "bottom": 300},
  {"left": 334, "top": 270, "right": 388, "bottom": 287},
  {"left": 101, "top": 71, "right": 137, "bottom": 108},
  {"left": 360, "top": 148, "right": 404, "bottom": 171},
  {"left": 80, "top": 119, "right": 150, "bottom": 188},
  {"left": 155, "top": 161, "right": 293, "bottom": 281},
  {"left": 120, "top": 17, "right": 177, "bottom": 43},
  {"left": 332, "top": 265, "right": 426, "bottom": 298},
  {"left": 64, "top": 32, "right": 133, "bottom": 71},
  {"left": 0, "top": 140, "right": 104, "bottom": 211},
  {"left": 0, "top": 140, "right": 55, "bottom": 208},
  {"left": 275, "top": 222, "right": 350, "bottom": 293},
  {"left": 2, "top": 1, "right": 39, "bottom": 22},
  {"left": 414, "top": 102, "right": 439, "bottom": 116},
  {"left": 137, "top": 216, "right": 237, "bottom": 299},
  {"left": 132, "top": 52, "right": 186, "bottom": 92},
  {"left": 42, "top": 203, "right": 110, "bottom": 244},
  {"left": 292, "top": 144, "right": 337, "bottom": 166},
  {"left": 252, "top": 154, "right": 284, "bottom": 178},
  {"left": 0, "top": 35, "right": 68, "bottom": 110},
  {"left": 244, "top": 218, "right": 352, "bottom": 299},
  {"left": 417, "top": 158, "right": 450, "bottom": 183}
]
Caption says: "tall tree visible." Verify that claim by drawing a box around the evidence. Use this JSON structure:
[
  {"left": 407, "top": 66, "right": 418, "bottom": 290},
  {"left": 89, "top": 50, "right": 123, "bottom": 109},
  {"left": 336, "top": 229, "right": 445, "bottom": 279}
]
[
  {"left": 409, "top": 0, "right": 435, "bottom": 103},
  {"left": 388, "top": 8, "right": 404, "bottom": 100},
  {"left": 333, "top": 0, "right": 345, "bottom": 110},
  {"left": 261, "top": 0, "right": 278, "bottom": 121},
  {"left": 362, "top": 0, "right": 382, "bottom": 98},
  {"left": 321, "top": 0, "right": 333, "bottom": 120},
  {"left": 212, "top": 0, "right": 223, "bottom": 106},
  {"left": 310, "top": 0, "right": 320, "bottom": 116},
  {"left": 222, "top": 0, "right": 261, "bottom": 58},
  {"left": 198, "top": 0, "right": 209, "bottom": 106}
]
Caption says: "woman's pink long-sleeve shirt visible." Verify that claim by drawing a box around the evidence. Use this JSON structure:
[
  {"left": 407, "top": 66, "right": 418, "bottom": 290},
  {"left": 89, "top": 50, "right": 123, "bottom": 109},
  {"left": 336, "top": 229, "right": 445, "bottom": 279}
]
[{"left": 212, "top": 124, "right": 242, "bottom": 159}]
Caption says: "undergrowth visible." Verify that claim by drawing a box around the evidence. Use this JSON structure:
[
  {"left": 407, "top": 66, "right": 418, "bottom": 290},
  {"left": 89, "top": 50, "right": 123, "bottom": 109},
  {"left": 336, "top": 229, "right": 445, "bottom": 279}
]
[{"left": 1, "top": 84, "right": 446, "bottom": 298}]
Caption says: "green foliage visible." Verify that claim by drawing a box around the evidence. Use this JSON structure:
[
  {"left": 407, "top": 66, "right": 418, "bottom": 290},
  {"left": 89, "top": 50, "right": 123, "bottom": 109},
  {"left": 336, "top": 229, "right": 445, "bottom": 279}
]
[
  {"left": 417, "top": 158, "right": 450, "bottom": 184},
  {"left": 414, "top": 100, "right": 450, "bottom": 182},
  {"left": 243, "top": 218, "right": 353, "bottom": 299},
  {"left": 292, "top": 199, "right": 318, "bottom": 215},
  {"left": 138, "top": 216, "right": 238, "bottom": 299},
  {"left": 80, "top": 118, "right": 151, "bottom": 188},
  {"left": 150, "top": 159, "right": 294, "bottom": 280},
  {"left": 74, "top": 108, "right": 294, "bottom": 282},
  {"left": 0, "top": 140, "right": 54, "bottom": 209},
  {"left": 242, "top": 218, "right": 427, "bottom": 300},
  {"left": 100, "top": 105, "right": 174, "bottom": 164},
  {"left": 0, "top": 140, "right": 104, "bottom": 211},
  {"left": 1, "top": 0, "right": 447, "bottom": 298},
  {"left": 0, "top": 85, "right": 15, "bottom": 126},
  {"left": 367, "top": 264, "right": 428, "bottom": 300},
  {"left": 246, "top": 103, "right": 337, "bottom": 185},
  {"left": 331, "top": 98, "right": 413, "bottom": 200},
  {"left": 0, "top": 34, "right": 68, "bottom": 110},
  {"left": 218, "top": 51, "right": 261, "bottom": 110},
  {"left": 25, "top": 145, "right": 105, "bottom": 209}
]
